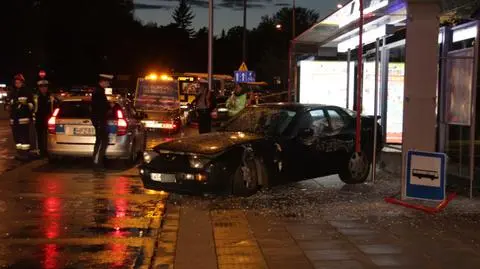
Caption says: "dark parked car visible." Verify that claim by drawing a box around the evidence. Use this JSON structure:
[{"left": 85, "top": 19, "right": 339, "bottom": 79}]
[{"left": 139, "top": 103, "right": 383, "bottom": 196}]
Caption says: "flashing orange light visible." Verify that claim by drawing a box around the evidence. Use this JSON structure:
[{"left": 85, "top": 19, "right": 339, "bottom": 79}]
[
  {"left": 146, "top": 73, "right": 158, "bottom": 80},
  {"left": 160, "top": 74, "right": 174, "bottom": 81}
]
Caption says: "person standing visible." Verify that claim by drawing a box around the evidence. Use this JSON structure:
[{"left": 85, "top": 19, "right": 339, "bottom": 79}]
[
  {"left": 34, "top": 80, "right": 57, "bottom": 157},
  {"left": 194, "top": 83, "right": 213, "bottom": 134},
  {"left": 226, "top": 83, "right": 247, "bottom": 117},
  {"left": 7, "top": 74, "right": 35, "bottom": 160},
  {"left": 91, "top": 74, "right": 113, "bottom": 171}
]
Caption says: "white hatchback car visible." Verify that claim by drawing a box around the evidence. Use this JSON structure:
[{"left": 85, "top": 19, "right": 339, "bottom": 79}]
[{"left": 47, "top": 96, "right": 147, "bottom": 164}]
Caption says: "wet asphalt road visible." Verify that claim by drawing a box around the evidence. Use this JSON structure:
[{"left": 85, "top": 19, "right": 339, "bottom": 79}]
[{"left": 0, "top": 125, "right": 198, "bottom": 269}]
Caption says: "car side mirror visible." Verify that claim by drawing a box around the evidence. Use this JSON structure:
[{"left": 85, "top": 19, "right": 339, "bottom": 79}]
[{"left": 298, "top": 128, "right": 314, "bottom": 138}]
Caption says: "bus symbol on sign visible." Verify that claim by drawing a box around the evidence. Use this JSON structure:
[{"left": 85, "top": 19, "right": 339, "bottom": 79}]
[{"left": 405, "top": 150, "right": 447, "bottom": 201}]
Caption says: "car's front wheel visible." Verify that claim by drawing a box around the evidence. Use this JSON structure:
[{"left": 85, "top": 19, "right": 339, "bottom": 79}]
[
  {"left": 232, "top": 156, "right": 266, "bottom": 197},
  {"left": 339, "top": 151, "right": 371, "bottom": 184}
]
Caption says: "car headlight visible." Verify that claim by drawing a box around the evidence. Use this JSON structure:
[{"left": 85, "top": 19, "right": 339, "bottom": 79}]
[
  {"left": 143, "top": 151, "right": 159, "bottom": 164},
  {"left": 218, "top": 108, "right": 228, "bottom": 112},
  {"left": 188, "top": 155, "right": 210, "bottom": 169}
]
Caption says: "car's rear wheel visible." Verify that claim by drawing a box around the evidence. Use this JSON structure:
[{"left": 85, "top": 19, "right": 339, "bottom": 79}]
[
  {"left": 339, "top": 151, "right": 370, "bottom": 184},
  {"left": 125, "top": 140, "right": 137, "bottom": 166}
]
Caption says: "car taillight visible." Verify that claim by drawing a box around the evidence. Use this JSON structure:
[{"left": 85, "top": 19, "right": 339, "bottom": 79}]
[
  {"left": 116, "top": 109, "right": 127, "bottom": 136},
  {"left": 48, "top": 108, "right": 60, "bottom": 134}
]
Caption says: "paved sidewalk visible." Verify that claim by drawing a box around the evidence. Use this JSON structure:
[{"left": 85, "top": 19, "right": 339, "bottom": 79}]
[{"left": 151, "top": 174, "right": 480, "bottom": 269}]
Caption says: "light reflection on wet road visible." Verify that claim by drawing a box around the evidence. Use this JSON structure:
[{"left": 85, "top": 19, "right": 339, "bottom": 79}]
[{"left": 0, "top": 127, "right": 198, "bottom": 268}]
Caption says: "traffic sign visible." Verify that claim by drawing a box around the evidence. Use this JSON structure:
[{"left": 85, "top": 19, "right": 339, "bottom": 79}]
[
  {"left": 406, "top": 150, "right": 447, "bottom": 201},
  {"left": 39, "top": 70, "right": 46, "bottom": 78},
  {"left": 238, "top": 62, "right": 248, "bottom": 71},
  {"left": 234, "top": 71, "right": 256, "bottom": 83}
]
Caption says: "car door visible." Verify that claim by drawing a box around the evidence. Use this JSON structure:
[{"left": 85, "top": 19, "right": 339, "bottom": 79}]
[
  {"left": 324, "top": 108, "right": 355, "bottom": 171},
  {"left": 289, "top": 109, "right": 332, "bottom": 179}
]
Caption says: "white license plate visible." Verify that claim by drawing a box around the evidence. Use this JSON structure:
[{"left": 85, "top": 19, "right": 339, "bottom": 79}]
[
  {"left": 73, "top": 127, "right": 95, "bottom": 136},
  {"left": 146, "top": 122, "right": 174, "bottom": 129},
  {"left": 151, "top": 173, "right": 176, "bottom": 183}
]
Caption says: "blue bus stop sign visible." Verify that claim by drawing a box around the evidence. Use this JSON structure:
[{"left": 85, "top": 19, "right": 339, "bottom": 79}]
[
  {"left": 234, "top": 71, "right": 256, "bottom": 83},
  {"left": 405, "top": 150, "right": 447, "bottom": 201}
]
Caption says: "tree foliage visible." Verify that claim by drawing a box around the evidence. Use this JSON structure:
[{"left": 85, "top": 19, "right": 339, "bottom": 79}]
[
  {"left": 440, "top": 0, "right": 480, "bottom": 25},
  {"left": 0, "top": 1, "right": 319, "bottom": 88},
  {"left": 172, "top": 0, "right": 195, "bottom": 37}
]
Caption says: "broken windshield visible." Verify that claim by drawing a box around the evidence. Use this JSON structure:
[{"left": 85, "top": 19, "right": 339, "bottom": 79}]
[{"left": 223, "top": 106, "right": 296, "bottom": 136}]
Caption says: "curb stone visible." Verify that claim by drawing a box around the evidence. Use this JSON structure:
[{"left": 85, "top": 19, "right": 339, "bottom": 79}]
[{"left": 151, "top": 202, "right": 180, "bottom": 269}]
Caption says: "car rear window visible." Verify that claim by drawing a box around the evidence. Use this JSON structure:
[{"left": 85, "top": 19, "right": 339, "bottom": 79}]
[
  {"left": 58, "top": 101, "right": 91, "bottom": 118},
  {"left": 58, "top": 101, "right": 120, "bottom": 119}
]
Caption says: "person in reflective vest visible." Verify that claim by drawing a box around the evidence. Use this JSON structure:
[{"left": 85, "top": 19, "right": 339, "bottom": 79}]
[
  {"left": 34, "top": 80, "right": 57, "bottom": 157},
  {"left": 226, "top": 83, "right": 247, "bottom": 117},
  {"left": 7, "top": 74, "right": 34, "bottom": 159}
]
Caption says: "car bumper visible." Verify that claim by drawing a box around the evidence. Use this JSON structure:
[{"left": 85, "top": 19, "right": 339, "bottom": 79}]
[
  {"left": 47, "top": 134, "right": 133, "bottom": 158},
  {"left": 139, "top": 164, "right": 228, "bottom": 194}
]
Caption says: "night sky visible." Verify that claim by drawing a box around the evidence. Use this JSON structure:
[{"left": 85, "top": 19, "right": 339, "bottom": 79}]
[{"left": 134, "top": 0, "right": 341, "bottom": 34}]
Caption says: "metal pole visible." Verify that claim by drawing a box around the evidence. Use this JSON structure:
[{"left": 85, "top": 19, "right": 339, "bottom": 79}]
[
  {"left": 438, "top": 27, "right": 451, "bottom": 153},
  {"left": 346, "top": 49, "right": 351, "bottom": 109},
  {"left": 208, "top": 0, "right": 214, "bottom": 92},
  {"left": 372, "top": 38, "right": 380, "bottom": 183},
  {"left": 292, "top": 0, "right": 296, "bottom": 39},
  {"left": 380, "top": 36, "right": 388, "bottom": 145},
  {"left": 469, "top": 21, "right": 480, "bottom": 198},
  {"left": 242, "top": 0, "right": 247, "bottom": 63},
  {"left": 288, "top": 41, "right": 293, "bottom": 102},
  {"left": 355, "top": 0, "right": 364, "bottom": 153}
]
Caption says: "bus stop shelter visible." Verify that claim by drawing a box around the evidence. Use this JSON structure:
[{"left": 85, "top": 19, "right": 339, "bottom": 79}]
[{"left": 290, "top": 0, "right": 480, "bottom": 197}]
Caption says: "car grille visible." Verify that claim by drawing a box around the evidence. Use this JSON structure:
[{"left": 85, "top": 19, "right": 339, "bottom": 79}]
[{"left": 151, "top": 153, "right": 189, "bottom": 170}]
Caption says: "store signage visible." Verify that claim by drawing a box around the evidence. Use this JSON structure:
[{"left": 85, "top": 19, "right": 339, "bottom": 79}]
[{"left": 405, "top": 150, "right": 447, "bottom": 201}]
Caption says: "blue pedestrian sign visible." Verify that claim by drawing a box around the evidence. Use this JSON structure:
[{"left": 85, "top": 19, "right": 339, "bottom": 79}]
[
  {"left": 405, "top": 150, "right": 447, "bottom": 201},
  {"left": 234, "top": 71, "right": 256, "bottom": 83}
]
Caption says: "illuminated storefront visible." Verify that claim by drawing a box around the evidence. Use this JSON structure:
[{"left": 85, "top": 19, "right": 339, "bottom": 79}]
[{"left": 291, "top": 0, "right": 480, "bottom": 195}]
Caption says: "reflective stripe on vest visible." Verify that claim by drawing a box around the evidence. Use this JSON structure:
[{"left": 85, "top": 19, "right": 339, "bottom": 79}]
[{"left": 18, "top": 118, "right": 30, "bottom": 124}]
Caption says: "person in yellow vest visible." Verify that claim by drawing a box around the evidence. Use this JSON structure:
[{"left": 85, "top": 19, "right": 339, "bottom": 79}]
[
  {"left": 226, "top": 83, "right": 247, "bottom": 117},
  {"left": 34, "top": 80, "right": 58, "bottom": 157}
]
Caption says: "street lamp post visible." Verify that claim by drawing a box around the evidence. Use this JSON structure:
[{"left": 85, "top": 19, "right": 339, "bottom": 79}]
[
  {"left": 292, "top": 0, "right": 296, "bottom": 39},
  {"left": 243, "top": 0, "right": 247, "bottom": 63},
  {"left": 208, "top": 0, "right": 214, "bottom": 92}
]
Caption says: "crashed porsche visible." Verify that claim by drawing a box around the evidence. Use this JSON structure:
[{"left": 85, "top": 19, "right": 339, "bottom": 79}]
[{"left": 139, "top": 103, "right": 383, "bottom": 196}]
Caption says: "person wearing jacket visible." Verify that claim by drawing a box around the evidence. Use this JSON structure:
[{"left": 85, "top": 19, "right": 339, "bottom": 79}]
[
  {"left": 34, "top": 80, "right": 57, "bottom": 157},
  {"left": 226, "top": 83, "right": 247, "bottom": 117},
  {"left": 7, "top": 74, "right": 35, "bottom": 159},
  {"left": 194, "top": 83, "right": 213, "bottom": 134},
  {"left": 91, "top": 74, "right": 113, "bottom": 171}
]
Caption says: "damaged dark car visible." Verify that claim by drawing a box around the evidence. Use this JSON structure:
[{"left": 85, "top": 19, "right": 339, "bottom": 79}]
[{"left": 139, "top": 103, "right": 383, "bottom": 196}]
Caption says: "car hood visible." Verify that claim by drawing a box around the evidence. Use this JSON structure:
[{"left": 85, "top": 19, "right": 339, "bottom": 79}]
[{"left": 153, "top": 132, "right": 263, "bottom": 155}]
